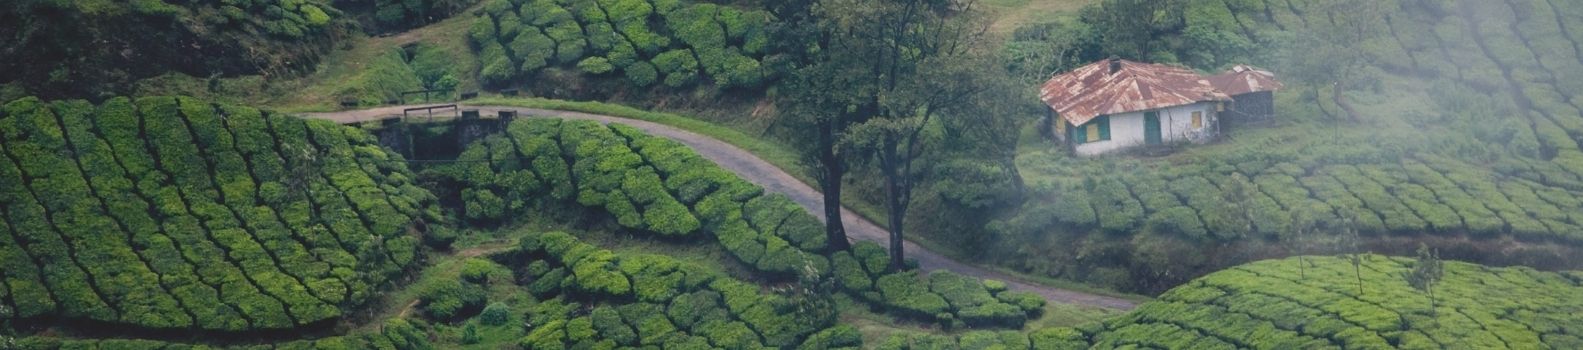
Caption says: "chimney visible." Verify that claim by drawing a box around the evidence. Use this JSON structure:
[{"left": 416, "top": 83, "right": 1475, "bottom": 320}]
[{"left": 1108, "top": 56, "right": 1122, "bottom": 75}]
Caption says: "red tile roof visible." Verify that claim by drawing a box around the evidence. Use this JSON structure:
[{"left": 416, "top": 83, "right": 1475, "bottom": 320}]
[
  {"left": 1206, "top": 65, "right": 1284, "bottom": 96},
  {"left": 1040, "top": 58, "right": 1231, "bottom": 127}
]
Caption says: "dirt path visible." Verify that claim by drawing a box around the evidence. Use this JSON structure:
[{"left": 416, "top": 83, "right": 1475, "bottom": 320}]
[{"left": 300, "top": 105, "right": 1140, "bottom": 310}]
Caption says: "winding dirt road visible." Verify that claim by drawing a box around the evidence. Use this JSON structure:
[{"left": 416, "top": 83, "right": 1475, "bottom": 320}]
[{"left": 300, "top": 104, "right": 1140, "bottom": 310}]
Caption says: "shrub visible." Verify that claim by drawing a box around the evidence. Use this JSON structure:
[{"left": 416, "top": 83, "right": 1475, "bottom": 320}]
[
  {"left": 928, "top": 271, "right": 997, "bottom": 311},
  {"left": 876, "top": 272, "right": 949, "bottom": 320},
  {"left": 1029, "top": 327, "right": 1088, "bottom": 350},
  {"left": 510, "top": 29, "right": 556, "bottom": 73},
  {"left": 997, "top": 290, "right": 1046, "bottom": 314},
  {"left": 832, "top": 251, "right": 873, "bottom": 292},
  {"left": 420, "top": 279, "right": 486, "bottom": 320},
  {"left": 797, "top": 325, "right": 863, "bottom": 350},
  {"left": 625, "top": 61, "right": 659, "bottom": 86},
  {"left": 530, "top": 267, "right": 566, "bottom": 296},
  {"left": 577, "top": 57, "right": 615, "bottom": 74},
  {"left": 591, "top": 306, "right": 638, "bottom": 345},
  {"left": 696, "top": 320, "right": 761, "bottom": 348},
  {"left": 959, "top": 303, "right": 1026, "bottom": 328},
  {"left": 460, "top": 258, "right": 503, "bottom": 284},
  {"left": 568, "top": 250, "right": 632, "bottom": 296},
  {"left": 644, "top": 199, "right": 701, "bottom": 236},
  {"left": 852, "top": 242, "right": 890, "bottom": 275},
  {"left": 520, "top": 319, "right": 567, "bottom": 349},
  {"left": 479, "top": 302, "right": 512, "bottom": 326},
  {"left": 666, "top": 291, "right": 729, "bottom": 329}
]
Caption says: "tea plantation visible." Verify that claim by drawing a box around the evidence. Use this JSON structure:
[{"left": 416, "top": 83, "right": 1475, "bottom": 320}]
[
  {"left": 991, "top": 0, "right": 1583, "bottom": 293},
  {"left": 863, "top": 256, "right": 1583, "bottom": 350},
  {"left": 1080, "top": 255, "right": 1583, "bottom": 349},
  {"left": 469, "top": 0, "right": 775, "bottom": 88},
  {"left": 435, "top": 118, "right": 1046, "bottom": 328},
  {"left": 1014, "top": 0, "right": 1583, "bottom": 243},
  {"left": 0, "top": 96, "right": 435, "bottom": 331}
]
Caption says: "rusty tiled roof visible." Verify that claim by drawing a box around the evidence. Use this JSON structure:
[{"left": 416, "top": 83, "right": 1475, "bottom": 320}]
[
  {"left": 1040, "top": 58, "right": 1231, "bottom": 126},
  {"left": 1206, "top": 65, "right": 1284, "bottom": 96}
]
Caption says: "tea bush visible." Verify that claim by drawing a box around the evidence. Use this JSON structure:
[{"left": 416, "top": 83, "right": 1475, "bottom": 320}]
[
  {"left": 0, "top": 96, "right": 434, "bottom": 331},
  {"left": 469, "top": 0, "right": 776, "bottom": 89},
  {"left": 440, "top": 117, "right": 1042, "bottom": 327}
]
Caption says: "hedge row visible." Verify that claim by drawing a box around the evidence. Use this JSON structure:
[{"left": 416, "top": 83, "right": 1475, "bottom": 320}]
[
  {"left": 850, "top": 254, "right": 1583, "bottom": 350},
  {"left": 438, "top": 118, "right": 816, "bottom": 276},
  {"left": 513, "top": 231, "right": 853, "bottom": 349},
  {"left": 0, "top": 96, "right": 435, "bottom": 331},
  {"left": 470, "top": 0, "right": 775, "bottom": 88},
  {"left": 441, "top": 117, "right": 1044, "bottom": 328},
  {"left": 1021, "top": 150, "right": 1583, "bottom": 244},
  {"left": 833, "top": 242, "right": 1045, "bottom": 328},
  {"left": 10, "top": 318, "right": 436, "bottom": 350},
  {"left": 1160, "top": 0, "right": 1583, "bottom": 200},
  {"left": 1073, "top": 255, "right": 1583, "bottom": 349},
  {"left": 870, "top": 328, "right": 1086, "bottom": 350}
]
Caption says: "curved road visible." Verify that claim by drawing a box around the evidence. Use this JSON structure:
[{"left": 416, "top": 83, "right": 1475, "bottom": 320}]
[{"left": 301, "top": 104, "right": 1140, "bottom": 310}]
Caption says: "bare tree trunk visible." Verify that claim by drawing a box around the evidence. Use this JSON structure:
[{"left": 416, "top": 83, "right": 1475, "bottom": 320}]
[
  {"left": 882, "top": 142, "right": 906, "bottom": 271},
  {"left": 1313, "top": 86, "right": 1336, "bottom": 120},
  {"left": 818, "top": 120, "right": 850, "bottom": 251},
  {"left": 1333, "top": 82, "right": 1361, "bottom": 122}
]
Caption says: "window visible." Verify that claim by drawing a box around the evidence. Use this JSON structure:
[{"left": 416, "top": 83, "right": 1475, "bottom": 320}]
[
  {"left": 1068, "top": 116, "right": 1110, "bottom": 144},
  {"left": 1192, "top": 111, "right": 1203, "bottom": 129}
]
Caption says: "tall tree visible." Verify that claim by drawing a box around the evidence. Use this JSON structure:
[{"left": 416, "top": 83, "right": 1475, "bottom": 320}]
[
  {"left": 775, "top": 0, "right": 856, "bottom": 251},
  {"left": 1405, "top": 243, "right": 1444, "bottom": 317},
  {"left": 1280, "top": 0, "right": 1389, "bottom": 121},
  {"left": 1285, "top": 208, "right": 1315, "bottom": 279},
  {"left": 808, "top": 0, "right": 1010, "bottom": 270},
  {"left": 1080, "top": 0, "right": 1186, "bottom": 60}
]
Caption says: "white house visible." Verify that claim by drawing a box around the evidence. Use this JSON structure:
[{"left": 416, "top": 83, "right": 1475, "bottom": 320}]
[{"left": 1040, "top": 58, "right": 1242, "bottom": 156}]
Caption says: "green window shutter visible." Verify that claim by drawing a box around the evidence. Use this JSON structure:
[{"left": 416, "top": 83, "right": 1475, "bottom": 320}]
[{"left": 1098, "top": 116, "right": 1111, "bottom": 140}]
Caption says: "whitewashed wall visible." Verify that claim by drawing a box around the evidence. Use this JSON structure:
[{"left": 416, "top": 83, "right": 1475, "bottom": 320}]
[{"left": 1074, "top": 102, "right": 1219, "bottom": 156}]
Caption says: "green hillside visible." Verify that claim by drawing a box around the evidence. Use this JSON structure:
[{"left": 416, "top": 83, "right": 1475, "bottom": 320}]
[
  {"left": 1084, "top": 255, "right": 1583, "bottom": 349},
  {"left": 0, "top": 1, "right": 352, "bottom": 98},
  {"left": 0, "top": 96, "right": 435, "bottom": 331},
  {"left": 990, "top": 0, "right": 1583, "bottom": 293},
  {"left": 434, "top": 118, "right": 1047, "bottom": 328},
  {"left": 468, "top": 0, "right": 776, "bottom": 89},
  {"left": 865, "top": 255, "right": 1583, "bottom": 349}
]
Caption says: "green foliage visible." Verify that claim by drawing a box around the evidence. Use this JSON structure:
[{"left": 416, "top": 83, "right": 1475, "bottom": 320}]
[
  {"left": 512, "top": 231, "right": 840, "bottom": 348},
  {"left": 0, "top": 96, "right": 431, "bottom": 331},
  {"left": 466, "top": 0, "right": 777, "bottom": 89},
  {"left": 374, "top": 0, "right": 479, "bottom": 31},
  {"left": 625, "top": 61, "right": 660, "bottom": 86},
  {"left": 419, "top": 279, "right": 487, "bottom": 320},
  {"left": 1079, "top": 255, "right": 1583, "bottom": 349},
  {"left": 577, "top": 57, "right": 616, "bottom": 74},
  {"left": 3, "top": 0, "right": 349, "bottom": 98},
  {"left": 876, "top": 272, "right": 950, "bottom": 319},
  {"left": 479, "top": 302, "right": 512, "bottom": 326}
]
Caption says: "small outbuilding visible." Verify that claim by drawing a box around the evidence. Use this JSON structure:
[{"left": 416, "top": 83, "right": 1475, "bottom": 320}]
[
  {"left": 1206, "top": 65, "right": 1283, "bottom": 128},
  {"left": 1040, "top": 58, "right": 1232, "bottom": 156}
]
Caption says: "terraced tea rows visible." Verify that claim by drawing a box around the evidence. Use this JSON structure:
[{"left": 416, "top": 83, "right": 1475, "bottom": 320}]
[
  {"left": 0, "top": 97, "right": 434, "bottom": 331},
  {"left": 470, "top": 0, "right": 774, "bottom": 88},
  {"left": 438, "top": 117, "right": 1044, "bottom": 327},
  {"left": 1029, "top": 0, "right": 1583, "bottom": 244},
  {"left": 512, "top": 231, "right": 851, "bottom": 349},
  {"left": 1026, "top": 153, "right": 1583, "bottom": 243},
  {"left": 1082, "top": 255, "right": 1583, "bottom": 349}
]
